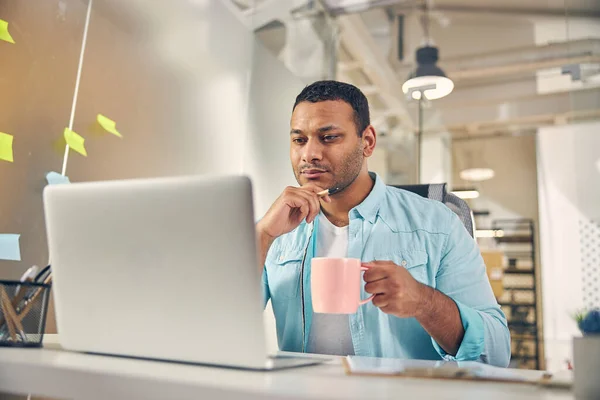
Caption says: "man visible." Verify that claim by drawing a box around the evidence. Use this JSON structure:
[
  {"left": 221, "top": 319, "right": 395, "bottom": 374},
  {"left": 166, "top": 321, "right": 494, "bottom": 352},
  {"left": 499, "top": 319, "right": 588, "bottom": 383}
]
[{"left": 256, "top": 81, "right": 510, "bottom": 367}]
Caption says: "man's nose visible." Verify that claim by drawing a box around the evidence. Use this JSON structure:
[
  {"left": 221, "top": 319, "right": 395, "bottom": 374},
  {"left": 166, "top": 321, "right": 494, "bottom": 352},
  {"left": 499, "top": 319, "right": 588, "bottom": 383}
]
[{"left": 301, "top": 138, "right": 323, "bottom": 163}]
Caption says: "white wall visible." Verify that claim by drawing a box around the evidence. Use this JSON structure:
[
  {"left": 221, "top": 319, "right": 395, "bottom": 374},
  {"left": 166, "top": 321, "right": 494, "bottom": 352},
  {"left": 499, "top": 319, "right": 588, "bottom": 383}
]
[
  {"left": 63, "top": 0, "right": 302, "bottom": 218},
  {"left": 421, "top": 132, "right": 452, "bottom": 185},
  {"left": 537, "top": 121, "right": 600, "bottom": 372},
  {"left": 244, "top": 42, "right": 302, "bottom": 217},
  {"left": 368, "top": 147, "right": 388, "bottom": 182},
  {"left": 87, "top": 0, "right": 304, "bottom": 353}
]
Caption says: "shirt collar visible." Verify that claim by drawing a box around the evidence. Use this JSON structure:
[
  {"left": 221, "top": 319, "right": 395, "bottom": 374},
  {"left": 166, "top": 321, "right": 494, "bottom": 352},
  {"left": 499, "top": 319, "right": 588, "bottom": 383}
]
[{"left": 351, "top": 171, "right": 386, "bottom": 224}]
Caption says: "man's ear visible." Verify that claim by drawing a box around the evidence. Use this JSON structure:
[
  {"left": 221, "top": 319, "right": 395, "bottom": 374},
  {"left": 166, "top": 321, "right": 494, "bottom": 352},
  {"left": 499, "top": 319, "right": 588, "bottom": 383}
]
[{"left": 362, "top": 125, "right": 377, "bottom": 157}]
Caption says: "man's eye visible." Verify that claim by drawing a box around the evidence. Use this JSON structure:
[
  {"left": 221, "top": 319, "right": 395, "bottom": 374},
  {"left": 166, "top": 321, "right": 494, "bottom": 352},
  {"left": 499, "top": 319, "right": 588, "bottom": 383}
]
[
  {"left": 292, "top": 138, "right": 306, "bottom": 144},
  {"left": 323, "top": 135, "right": 338, "bottom": 141}
]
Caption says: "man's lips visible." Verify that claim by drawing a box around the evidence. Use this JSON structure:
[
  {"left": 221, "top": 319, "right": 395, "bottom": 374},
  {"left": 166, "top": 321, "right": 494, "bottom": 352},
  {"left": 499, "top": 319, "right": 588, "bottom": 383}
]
[{"left": 301, "top": 169, "right": 327, "bottom": 178}]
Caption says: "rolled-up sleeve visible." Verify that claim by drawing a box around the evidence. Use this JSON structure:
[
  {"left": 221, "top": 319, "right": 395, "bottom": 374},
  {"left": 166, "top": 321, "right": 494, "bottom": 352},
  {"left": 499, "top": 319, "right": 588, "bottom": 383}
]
[{"left": 431, "top": 210, "right": 511, "bottom": 367}]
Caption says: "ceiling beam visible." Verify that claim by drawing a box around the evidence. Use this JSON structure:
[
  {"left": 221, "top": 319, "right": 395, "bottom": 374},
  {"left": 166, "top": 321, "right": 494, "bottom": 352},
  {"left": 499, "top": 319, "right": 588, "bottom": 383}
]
[
  {"left": 337, "top": 13, "right": 413, "bottom": 130},
  {"left": 338, "top": 61, "right": 363, "bottom": 72},
  {"left": 450, "top": 55, "right": 600, "bottom": 82},
  {"left": 427, "top": 108, "right": 600, "bottom": 138},
  {"left": 410, "top": 4, "right": 600, "bottom": 20},
  {"left": 324, "top": 0, "right": 419, "bottom": 17},
  {"left": 321, "top": 0, "right": 600, "bottom": 19},
  {"left": 358, "top": 85, "right": 380, "bottom": 96}
]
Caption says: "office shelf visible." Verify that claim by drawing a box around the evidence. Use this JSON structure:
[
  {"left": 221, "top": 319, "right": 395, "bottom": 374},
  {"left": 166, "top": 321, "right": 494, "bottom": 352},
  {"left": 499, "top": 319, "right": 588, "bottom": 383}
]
[
  {"left": 511, "top": 355, "right": 538, "bottom": 361},
  {"left": 501, "top": 252, "right": 534, "bottom": 258},
  {"left": 504, "top": 286, "right": 535, "bottom": 291},
  {"left": 493, "top": 218, "right": 540, "bottom": 370},
  {"left": 503, "top": 269, "right": 535, "bottom": 275},
  {"left": 507, "top": 321, "right": 537, "bottom": 328},
  {"left": 495, "top": 235, "right": 532, "bottom": 244},
  {"left": 511, "top": 334, "right": 538, "bottom": 341},
  {"left": 499, "top": 302, "right": 536, "bottom": 307}
]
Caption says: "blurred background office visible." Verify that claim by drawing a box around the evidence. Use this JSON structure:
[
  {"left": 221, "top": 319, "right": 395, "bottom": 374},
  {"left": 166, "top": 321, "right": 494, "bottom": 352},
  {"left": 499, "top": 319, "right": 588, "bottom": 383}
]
[{"left": 0, "top": 0, "right": 598, "bottom": 373}]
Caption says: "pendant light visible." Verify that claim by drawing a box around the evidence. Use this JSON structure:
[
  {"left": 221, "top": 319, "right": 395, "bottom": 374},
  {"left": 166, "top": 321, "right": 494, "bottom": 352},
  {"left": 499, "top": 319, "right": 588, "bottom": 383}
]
[
  {"left": 459, "top": 145, "right": 495, "bottom": 182},
  {"left": 402, "top": 3, "right": 454, "bottom": 101}
]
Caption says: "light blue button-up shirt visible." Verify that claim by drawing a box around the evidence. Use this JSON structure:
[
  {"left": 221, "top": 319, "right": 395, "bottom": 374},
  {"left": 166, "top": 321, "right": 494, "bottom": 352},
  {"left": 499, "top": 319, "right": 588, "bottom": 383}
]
[{"left": 262, "top": 173, "right": 511, "bottom": 367}]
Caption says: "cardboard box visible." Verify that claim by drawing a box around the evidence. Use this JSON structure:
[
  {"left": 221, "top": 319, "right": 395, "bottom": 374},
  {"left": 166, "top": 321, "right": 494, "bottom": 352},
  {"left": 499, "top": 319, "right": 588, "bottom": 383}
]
[{"left": 481, "top": 250, "right": 504, "bottom": 299}]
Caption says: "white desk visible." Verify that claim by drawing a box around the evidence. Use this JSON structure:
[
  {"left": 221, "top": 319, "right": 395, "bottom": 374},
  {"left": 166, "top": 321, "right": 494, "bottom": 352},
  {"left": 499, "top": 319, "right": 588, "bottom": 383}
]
[{"left": 0, "top": 336, "right": 573, "bottom": 400}]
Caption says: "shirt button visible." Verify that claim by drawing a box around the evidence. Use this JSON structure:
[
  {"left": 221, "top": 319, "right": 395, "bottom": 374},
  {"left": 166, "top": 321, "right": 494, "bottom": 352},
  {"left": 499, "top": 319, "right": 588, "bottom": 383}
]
[
  {"left": 401, "top": 260, "right": 408, "bottom": 267},
  {"left": 279, "top": 256, "right": 284, "bottom": 262}
]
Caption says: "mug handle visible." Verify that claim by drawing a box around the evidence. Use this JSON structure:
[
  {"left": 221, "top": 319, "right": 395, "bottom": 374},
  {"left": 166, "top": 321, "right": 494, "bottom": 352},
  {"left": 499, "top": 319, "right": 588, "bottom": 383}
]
[{"left": 359, "top": 265, "right": 374, "bottom": 305}]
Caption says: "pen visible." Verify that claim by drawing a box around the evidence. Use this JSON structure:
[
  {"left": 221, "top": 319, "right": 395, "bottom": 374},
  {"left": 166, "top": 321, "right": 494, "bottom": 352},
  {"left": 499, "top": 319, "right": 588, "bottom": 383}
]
[
  {"left": 317, "top": 187, "right": 341, "bottom": 197},
  {"left": 15, "top": 265, "right": 39, "bottom": 296}
]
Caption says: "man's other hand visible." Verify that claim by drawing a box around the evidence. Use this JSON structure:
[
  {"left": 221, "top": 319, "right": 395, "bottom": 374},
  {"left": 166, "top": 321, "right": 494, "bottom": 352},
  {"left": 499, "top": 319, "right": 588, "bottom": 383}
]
[{"left": 363, "top": 260, "right": 433, "bottom": 319}]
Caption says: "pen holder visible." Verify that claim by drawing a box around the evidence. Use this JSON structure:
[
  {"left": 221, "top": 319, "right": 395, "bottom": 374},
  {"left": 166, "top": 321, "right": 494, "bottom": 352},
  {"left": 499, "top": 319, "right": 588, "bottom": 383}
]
[{"left": 0, "top": 280, "right": 52, "bottom": 347}]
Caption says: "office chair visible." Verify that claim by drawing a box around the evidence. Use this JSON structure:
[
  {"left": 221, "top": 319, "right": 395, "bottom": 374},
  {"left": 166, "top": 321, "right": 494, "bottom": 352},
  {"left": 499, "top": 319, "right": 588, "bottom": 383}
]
[{"left": 392, "top": 183, "right": 476, "bottom": 238}]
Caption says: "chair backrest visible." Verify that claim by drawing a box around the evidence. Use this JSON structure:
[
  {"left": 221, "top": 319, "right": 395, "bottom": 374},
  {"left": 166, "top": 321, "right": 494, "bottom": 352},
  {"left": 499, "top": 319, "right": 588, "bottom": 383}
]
[{"left": 392, "top": 183, "right": 476, "bottom": 238}]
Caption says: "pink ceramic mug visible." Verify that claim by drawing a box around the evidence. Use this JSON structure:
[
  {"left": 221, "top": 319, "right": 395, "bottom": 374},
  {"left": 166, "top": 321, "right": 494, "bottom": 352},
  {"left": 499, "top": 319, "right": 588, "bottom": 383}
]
[{"left": 311, "top": 257, "right": 373, "bottom": 314}]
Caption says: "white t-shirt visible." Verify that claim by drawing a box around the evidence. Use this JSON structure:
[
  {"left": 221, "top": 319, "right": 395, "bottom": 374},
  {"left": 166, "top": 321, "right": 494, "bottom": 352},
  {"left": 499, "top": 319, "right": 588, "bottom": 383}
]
[{"left": 306, "top": 212, "right": 355, "bottom": 356}]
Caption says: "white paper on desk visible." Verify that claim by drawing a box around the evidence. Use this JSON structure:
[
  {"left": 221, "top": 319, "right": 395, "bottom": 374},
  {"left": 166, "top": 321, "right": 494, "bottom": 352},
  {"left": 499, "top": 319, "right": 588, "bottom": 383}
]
[
  {"left": 346, "top": 356, "right": 443, "bottom": 374},
  {"left": 345, "top": 356, "right": 527, "bottom": 382},
  {"left": 457, "top": 361, "right": 529, "bottom": 382}
]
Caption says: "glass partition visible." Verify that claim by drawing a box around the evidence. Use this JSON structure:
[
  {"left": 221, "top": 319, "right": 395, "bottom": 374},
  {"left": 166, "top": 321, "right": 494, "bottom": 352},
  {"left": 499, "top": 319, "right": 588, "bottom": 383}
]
[{"left": 537, "top": 2, "right": 600, "bottom": 372}]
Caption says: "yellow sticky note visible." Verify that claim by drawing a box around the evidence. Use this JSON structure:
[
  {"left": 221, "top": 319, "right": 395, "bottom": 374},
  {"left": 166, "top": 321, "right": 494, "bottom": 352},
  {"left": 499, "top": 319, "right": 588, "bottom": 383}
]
[
  {"left": 0, "top": 132, "right": 14, "bottom": 162},
  {"left": 0, "top": 19, "right": 15, "bottom": 44},
  {"left": 63, "top": 128, "right": 87, "bottom": 156},
  {"left": 97, "top": 114, "right": 122, "bottom": 138}
]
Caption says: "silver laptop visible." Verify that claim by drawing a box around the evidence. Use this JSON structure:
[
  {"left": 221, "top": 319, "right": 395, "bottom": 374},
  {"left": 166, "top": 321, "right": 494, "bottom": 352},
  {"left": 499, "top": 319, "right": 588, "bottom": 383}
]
[{"left": 43, "top": 175, "right": 324, "bottom": 370}]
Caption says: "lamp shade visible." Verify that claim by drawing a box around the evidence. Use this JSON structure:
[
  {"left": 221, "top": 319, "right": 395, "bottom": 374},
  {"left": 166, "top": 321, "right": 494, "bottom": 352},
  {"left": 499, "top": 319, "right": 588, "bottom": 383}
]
[
  {"left": 460, "top": 167, "right": 495, "bottom": 182},
  {"left": 452, "top": 189, "right": 480, "bottom": 199},
  {"left": 402, "top": 46, "right": 454, "bottom": 100}
]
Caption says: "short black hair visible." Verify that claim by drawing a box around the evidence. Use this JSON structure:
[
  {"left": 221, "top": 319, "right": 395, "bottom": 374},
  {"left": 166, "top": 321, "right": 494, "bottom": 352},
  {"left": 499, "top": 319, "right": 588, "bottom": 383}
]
[{"left": 293, "top": 80, "right": 370, "bottom": 137}]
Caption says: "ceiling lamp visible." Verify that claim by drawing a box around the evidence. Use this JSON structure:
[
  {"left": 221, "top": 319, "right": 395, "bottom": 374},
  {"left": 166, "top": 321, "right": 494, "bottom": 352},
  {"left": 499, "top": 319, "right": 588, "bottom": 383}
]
[
  {"left": 405, "top": 2, "right": 454, "bottom": 184},
  {"left": 402, "top": 2, "right": 453, "bottom": 101},
  {"left": 460, "top": 168, "right": 496, "bottom": 182},
  {"left": 452, "top": 188, "right": 480, "bottom": 200},
  {"left": 402, "top": 46, "right": 454, "bottom": 100}
]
